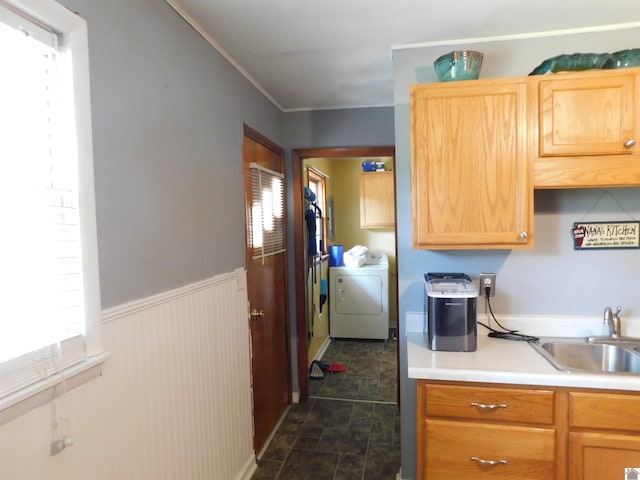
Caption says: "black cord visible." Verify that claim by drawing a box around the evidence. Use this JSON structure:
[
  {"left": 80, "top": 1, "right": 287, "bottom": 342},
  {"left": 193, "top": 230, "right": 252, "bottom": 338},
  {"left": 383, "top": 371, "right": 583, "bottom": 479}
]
[
  {"left": 484, "top": 288, "right": 518, "bottom": 333},
  {"left": 479, "top": 287, "right": 538, "bottom": 342}
]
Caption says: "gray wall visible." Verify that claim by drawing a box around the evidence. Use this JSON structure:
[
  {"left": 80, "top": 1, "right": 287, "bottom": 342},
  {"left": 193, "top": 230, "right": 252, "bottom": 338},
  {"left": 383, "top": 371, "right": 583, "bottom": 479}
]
[
  {"left": 284, "top": 107, "right": 395, "bottom": 148},
  {"left": 63, "top": 0, "right": 282, "bottom": 308},
  {"left": 283, "top": 107, "right": 396, "bottom": 393},
  {"left": 394, "top": 28, "right": 640, "bottom": 479},
  {"left": 62, "top": 0, "right": 398, "bottom": 411}
]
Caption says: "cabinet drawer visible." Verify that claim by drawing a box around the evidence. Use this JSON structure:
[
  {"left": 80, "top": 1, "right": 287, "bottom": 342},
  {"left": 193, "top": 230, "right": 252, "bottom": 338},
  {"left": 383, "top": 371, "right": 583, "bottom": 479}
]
[
  {"left": 570, "top": 391, "right": 640, "bottom": 431},
  {"left": 425, "top": 383, "right": 555, "bottom": 425},
  {"left": 426, "top": 419, "right": 556, "bottom": 480}
]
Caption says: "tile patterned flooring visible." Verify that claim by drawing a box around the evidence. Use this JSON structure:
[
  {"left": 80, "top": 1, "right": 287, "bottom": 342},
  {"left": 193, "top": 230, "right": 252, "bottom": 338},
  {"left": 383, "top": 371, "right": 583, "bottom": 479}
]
[{"left": 252, "top": 336, "right": 400, "bottom": 480}]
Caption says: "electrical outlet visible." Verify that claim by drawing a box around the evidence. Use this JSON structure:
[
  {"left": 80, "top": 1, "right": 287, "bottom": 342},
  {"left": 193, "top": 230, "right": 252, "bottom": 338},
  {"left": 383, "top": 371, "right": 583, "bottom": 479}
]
[{"left": 479, "top": 273, "right": 496, "bottom": 297}]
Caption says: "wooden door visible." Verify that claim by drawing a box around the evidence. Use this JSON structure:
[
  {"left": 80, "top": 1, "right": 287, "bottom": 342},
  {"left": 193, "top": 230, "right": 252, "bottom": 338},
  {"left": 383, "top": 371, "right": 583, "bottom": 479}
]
[{"left": 243, "top": 125, "right": 291, "bottom": 454}]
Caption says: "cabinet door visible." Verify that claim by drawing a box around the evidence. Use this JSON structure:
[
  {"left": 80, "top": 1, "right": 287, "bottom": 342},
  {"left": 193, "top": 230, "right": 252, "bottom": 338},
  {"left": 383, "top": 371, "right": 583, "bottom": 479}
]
[
  {"left": 569, "top": 431, "right": 640, "bottom": 480},
  {"left": 538, "top": 72, "right": 637, "bottom": 157},
  {"left": 411, "top": 80, "right": 531, "bottom": 249},
  {"left": 532, "top": 68, "right": 640, "bottom": 188},
  {"left": 360, "top": 171, "right": 395, "bottom": 228}
]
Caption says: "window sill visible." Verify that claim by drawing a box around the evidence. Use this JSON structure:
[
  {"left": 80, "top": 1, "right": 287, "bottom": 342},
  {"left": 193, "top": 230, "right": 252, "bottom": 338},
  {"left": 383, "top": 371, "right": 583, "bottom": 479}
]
[{"left": 0, "top": 352, "right": 111, "bottom": 426}]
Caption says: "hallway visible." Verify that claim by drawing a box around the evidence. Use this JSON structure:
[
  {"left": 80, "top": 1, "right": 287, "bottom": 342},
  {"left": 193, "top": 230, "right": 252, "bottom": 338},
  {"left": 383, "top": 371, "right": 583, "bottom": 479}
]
[{"left": 252, "top": 337, "right": 400, "bottom": 480}]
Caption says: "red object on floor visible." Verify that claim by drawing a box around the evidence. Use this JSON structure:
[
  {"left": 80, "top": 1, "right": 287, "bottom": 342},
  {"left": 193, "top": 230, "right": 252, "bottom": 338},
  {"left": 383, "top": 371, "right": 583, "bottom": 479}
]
[{"left": 328, "top": 363, "right": 348, "bottom": 373}]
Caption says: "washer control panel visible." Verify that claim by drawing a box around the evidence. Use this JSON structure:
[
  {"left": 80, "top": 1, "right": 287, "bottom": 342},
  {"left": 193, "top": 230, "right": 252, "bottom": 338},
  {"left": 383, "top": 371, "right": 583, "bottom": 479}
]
[{"left": 363, "top": 252, "right": 388, "bottom": 266}]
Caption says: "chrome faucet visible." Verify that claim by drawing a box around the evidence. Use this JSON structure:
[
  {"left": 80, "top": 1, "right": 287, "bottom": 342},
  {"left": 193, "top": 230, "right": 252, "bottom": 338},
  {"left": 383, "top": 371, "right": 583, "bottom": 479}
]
[{"left": 603, "top": 306, "right": 622, "bottom": 338}]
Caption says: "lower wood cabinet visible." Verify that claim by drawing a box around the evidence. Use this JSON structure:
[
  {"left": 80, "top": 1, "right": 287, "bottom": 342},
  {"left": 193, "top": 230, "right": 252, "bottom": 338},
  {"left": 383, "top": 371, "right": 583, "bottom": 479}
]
[{"left": 417, "top": 380, "right": 640, "bottom": 480}]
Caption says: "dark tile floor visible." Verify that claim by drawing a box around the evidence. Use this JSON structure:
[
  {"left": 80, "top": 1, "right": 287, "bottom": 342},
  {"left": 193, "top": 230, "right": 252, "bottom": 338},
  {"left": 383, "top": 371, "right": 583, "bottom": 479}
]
[
  {"left": 252, "top": 336, "right": 400, "bottom": 480},
  {"left": 310, "top": 338, "right": 397, "bottom": 404}
]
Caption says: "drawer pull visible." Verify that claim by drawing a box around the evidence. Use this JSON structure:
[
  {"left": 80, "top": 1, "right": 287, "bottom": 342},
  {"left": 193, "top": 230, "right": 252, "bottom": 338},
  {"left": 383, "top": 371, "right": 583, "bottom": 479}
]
[
  {"left": 470, "top": 456, "right": 508, "bottom": 466},
  {"left": 470, "top": 401, "right": 508, "bottom": 410},
  {"left": 624, "top": 139, "right": 635, "bottom": 149}
]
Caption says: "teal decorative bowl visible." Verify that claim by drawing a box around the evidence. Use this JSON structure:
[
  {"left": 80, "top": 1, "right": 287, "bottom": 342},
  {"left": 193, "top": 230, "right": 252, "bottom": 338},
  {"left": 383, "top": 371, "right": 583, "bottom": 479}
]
[
  {"left": 602, "top": 48, "right": 640, "bottom": 69},
  {"left": 434, "top": 50, "right": 483, "bottom": 82}
]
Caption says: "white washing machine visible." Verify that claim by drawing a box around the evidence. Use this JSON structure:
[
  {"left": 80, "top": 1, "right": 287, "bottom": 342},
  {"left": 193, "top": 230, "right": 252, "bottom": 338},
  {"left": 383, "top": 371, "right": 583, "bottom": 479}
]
[{"left": 329, "top": 252, "right": 389, "bottom": 340}]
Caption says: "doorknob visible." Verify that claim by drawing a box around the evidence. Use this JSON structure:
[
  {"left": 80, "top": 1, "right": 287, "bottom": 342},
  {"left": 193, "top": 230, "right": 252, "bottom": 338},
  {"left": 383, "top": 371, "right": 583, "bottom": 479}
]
[{"left": 251, "top": 309, "right": 265, "bottom": 319}]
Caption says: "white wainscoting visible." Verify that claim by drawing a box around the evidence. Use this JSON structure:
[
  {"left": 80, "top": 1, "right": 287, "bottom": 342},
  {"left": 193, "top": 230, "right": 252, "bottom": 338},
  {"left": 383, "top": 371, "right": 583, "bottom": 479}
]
[{"left": 0, "top": 268, "right": 257, "bottom": 480}]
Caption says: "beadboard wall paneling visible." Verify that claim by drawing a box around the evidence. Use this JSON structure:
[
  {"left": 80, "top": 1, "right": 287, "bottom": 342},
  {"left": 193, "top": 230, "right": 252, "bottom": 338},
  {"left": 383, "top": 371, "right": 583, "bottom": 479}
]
[{"left": 0, "top": 269, "right": 256, "bottom": 480}]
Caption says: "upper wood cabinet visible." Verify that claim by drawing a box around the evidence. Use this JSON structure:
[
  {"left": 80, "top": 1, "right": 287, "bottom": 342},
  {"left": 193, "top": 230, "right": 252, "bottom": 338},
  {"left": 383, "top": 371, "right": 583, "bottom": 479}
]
[
  {"left": 410, "top": 79, "right": 532, "bottom": 250},
  {"left": 409, "top": 68, "right": 640, "bottom": 249},
  {"left": 360, "top": 171, "right": 395, "bottom": 228},
  {"left": 531, "top": 67, "right": 640, "bottom": 188}
]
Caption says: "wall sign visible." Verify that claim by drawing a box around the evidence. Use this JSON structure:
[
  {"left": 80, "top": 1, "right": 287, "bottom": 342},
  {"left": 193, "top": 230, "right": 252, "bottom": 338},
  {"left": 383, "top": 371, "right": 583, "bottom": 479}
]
[{"left": 572, "top": 221, "right": 640, "bottom": 250}]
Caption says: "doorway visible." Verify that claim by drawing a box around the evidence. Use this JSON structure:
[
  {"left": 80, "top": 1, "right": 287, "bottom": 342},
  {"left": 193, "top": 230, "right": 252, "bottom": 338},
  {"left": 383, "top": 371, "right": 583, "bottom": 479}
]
[{"left": 292, "top": 147, "right": 398, "bottom": 402}]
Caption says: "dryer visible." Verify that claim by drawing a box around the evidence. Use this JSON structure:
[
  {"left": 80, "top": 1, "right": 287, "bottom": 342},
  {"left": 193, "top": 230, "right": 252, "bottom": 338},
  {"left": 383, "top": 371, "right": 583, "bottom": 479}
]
[{"left": 329, "top": 252, "right": 389, "bottom": 340}]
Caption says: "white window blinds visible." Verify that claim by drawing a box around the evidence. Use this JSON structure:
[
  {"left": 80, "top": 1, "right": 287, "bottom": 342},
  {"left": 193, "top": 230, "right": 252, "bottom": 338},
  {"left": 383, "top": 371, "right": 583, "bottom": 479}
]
[
  {"left": 248, "top": 162, "right": 285, "bottom": 262},
  {"left": 0, "top": 0, "right": 99, "bottom": 401}
]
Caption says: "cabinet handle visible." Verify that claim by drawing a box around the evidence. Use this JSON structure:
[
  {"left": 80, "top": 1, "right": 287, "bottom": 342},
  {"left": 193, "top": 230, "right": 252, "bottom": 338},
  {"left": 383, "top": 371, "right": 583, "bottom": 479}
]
[
  {"left": 470, "top": 401, "right": 508, "bottom": 410},
  {"left": 624, "top": 139, "right": 636, "bottom": 149},
  {"left": 519, "top": 231, "right": 528, "bottom": 241},
  {"left": 470, "top": 456, "right": 508, "bottom": 466}
]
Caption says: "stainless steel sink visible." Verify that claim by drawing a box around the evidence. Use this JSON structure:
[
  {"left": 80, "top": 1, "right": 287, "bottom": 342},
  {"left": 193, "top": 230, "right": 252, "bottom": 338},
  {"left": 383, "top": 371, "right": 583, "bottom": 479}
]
[
  {"left": 529, "top": 337, "right": 640, "bottom": 374},
  {"left": 588, "top": 336, "right": 640, "bottom": 355}
]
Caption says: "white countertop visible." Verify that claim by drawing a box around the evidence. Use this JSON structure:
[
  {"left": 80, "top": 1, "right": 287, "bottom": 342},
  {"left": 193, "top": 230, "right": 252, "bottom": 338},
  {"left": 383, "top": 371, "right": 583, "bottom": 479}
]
[{"left": 407, "top": 331, "right": 640, "bottom": 392}]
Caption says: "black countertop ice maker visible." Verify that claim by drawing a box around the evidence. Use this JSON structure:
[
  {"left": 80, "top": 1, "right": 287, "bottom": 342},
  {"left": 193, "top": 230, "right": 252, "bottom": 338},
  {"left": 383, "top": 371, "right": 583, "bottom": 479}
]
[{"left": 425, "top": 273, "right": 479, "bottom": 352}]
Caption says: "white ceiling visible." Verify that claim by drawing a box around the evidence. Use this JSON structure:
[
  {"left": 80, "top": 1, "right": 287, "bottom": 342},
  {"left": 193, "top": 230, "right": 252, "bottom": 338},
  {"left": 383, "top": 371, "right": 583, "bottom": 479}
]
[{"left": 166, "top": 0, "right": 640, "bottom": 112}]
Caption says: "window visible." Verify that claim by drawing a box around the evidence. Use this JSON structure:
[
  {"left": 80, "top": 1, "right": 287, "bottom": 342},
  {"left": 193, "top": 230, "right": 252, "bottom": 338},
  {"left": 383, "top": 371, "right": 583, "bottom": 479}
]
[
  {"left": 0, "top": 0, "right": 102, "bottom": 408},
  {"left": 248, "top": 162, "right": 286, "bottom": 262},
  {"left": 307, "top": 167, "right": 328, "bottom": 256}
]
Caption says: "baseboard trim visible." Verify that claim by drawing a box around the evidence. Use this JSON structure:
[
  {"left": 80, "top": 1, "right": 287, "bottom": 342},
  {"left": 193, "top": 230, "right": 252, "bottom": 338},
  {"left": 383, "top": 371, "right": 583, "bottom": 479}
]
[
  {"left": 256, "top": 405, "right": 291, "bottom": 460},
  {"left": 235, "top": 454, "right": 257, "bottom": 480},
  {"left": 312, "top": 336, "right": 332, "bottom": 361}
]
